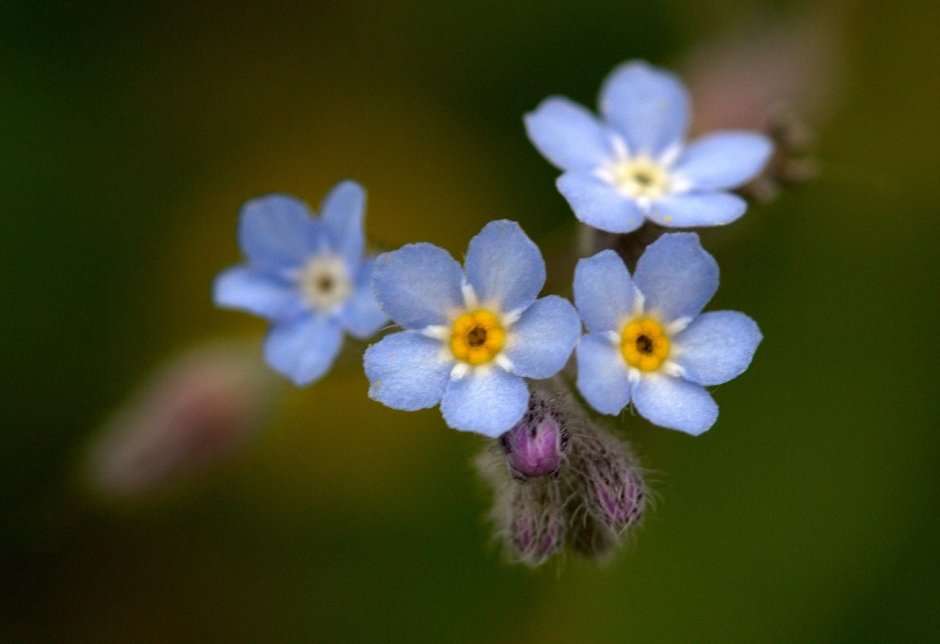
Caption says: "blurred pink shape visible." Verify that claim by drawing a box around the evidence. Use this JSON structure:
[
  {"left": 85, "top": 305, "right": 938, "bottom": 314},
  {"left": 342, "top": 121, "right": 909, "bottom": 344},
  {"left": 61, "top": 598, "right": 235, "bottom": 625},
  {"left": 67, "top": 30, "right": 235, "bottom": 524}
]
[
  {"left": 683, "top": 7, "right": 845, "bottom": 134},
  {"left": 86, "top": 341, "right": 281, "bottom": 499}
]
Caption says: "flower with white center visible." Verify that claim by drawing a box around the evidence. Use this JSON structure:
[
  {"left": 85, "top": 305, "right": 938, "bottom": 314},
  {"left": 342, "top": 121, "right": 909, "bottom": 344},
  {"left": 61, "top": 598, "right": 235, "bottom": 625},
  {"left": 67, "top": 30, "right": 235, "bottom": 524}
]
[
  {"left": 573, "top": 233, "right": 762, "bottom": 435},
  {"left": 524, "top": 60, "right": 774, "bottom": 233},
  {"left": 213, "top": 181, "right": 387, "bottom": 385},
  {"left": 364, "top": 220, "right": 581, "bottom": 437}
]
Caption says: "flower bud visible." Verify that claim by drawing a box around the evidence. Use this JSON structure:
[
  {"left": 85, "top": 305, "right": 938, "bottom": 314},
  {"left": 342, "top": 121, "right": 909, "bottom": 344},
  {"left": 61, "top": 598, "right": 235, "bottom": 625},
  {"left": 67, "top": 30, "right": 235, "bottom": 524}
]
[
  {"left": 567, "top": 424, "right": 645, "bottom": 532},
  {"left": 498, "top": 392, "right": 569, "bottom": 480},
  {"left": 505, "top": 481, "right": 566, "bottom": 566}
]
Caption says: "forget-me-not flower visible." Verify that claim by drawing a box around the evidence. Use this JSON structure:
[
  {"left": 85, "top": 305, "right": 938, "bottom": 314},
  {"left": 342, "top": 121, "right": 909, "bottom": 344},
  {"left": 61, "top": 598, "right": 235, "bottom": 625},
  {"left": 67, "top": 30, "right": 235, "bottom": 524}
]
[
  {"left": 213, "top": 181, "right": 387, "bottom": 386},
  {"left": 525, "top": 61, "right": 774, "bottom": 233},
  {"left": 364, "top": 220, "right": 581, "bottom": 437},
  {"left": 574, "top": 233, "right": 762, "bottom": 435}
]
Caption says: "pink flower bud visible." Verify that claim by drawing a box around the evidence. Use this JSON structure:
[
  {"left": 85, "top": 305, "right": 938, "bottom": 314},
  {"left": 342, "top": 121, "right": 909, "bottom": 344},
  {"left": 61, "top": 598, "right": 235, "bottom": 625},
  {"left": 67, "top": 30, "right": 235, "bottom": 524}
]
[{"left": 499, "top": 393, "right": 569, "bottom": 480}]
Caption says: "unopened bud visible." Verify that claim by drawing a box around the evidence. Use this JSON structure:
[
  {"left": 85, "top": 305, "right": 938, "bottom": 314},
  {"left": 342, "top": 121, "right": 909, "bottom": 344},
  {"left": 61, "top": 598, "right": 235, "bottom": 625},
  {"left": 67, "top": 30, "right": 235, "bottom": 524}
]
[
  {"left": 499, "top": 392, "right": 569, "bottom": 480},
  {"left": 567, "top": 424, "right": 645, "bottom": 532},
  {"left": 505, "top": 481, "right": 566, "bottom": 566}
]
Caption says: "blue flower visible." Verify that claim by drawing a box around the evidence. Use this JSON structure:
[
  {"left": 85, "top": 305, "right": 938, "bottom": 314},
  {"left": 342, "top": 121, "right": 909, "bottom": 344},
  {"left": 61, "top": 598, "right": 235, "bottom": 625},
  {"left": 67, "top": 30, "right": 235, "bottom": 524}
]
[
  {"left": 573, "top": 233, "right": 762, "bottom": 435},
  {"left": 525, "top": 61, "right": 773, "bottom": 234},
  {"left": 364, "top": 220, "right": 581, "bottom": 437},
  {"left": 213, "top": 181, "right": 387, "bottom": 386}
]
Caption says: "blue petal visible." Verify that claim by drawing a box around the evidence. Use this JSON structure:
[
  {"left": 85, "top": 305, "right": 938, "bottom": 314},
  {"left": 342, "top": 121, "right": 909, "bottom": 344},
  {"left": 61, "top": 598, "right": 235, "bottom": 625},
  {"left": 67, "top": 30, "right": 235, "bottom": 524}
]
[
  {"left": 213, "top": 266, "right": 303, "bottom": 320},
  {"left": 339, "top": 257, "right": 388, "bottom": 339},
  {"left": 557, "top": 172, "right": 645, "bottom": 234},
  {"left": 264, "top": 315, "right": 343, "bottom": 386},
  {"left": 674, "top": 311, "right": 762, "bottom": 386},
  {"left": 524, "top": 97, "right": 616, "bottom": 171},
  {"left": 673, "top": 132, "right": 773, "bottom": 190},
  {"left": 364, "top": 331, "right": 452, "bottom": 410},
  {"left": 633, "top": 374, "right": 718, "bottom": 435},
  {"left": 320, "top": 180, "right": 366, "bottom": 265},
  {"left": 239, "top": 194, "right": 319, "bottom": 270},
  {"left": 373, "top": 243, "right": 465, "bottom": 329},
  {"left": 576, "top": 333, "right": 632, "bottom": 415},
  {"left": 599, "top": 61, "right": 690, "bottom": 157},
  {"left": 634, "top": 233, "right": 718, "bottom": 322},
  {"left": 574, "top": 250, "right": 636, "bottom": 333},
  {"left": 504, "top": 296, "right": 580, "bottom": 379},
  {"left": 648, "top": 192, "right": 747, "bottom": 228},
  {"left": 441, "top": 368, "right": 529, "bottom": 437},
  {"left": 464, "top": 220, "right": 545, "bottom": 314}
]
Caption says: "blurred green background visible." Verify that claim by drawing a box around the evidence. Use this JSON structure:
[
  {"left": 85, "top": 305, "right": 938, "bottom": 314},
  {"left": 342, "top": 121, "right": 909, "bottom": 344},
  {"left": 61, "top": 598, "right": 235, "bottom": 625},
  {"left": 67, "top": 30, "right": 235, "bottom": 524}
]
[{"left": 3, "top": 1, "right": 939, "bottom": 641}]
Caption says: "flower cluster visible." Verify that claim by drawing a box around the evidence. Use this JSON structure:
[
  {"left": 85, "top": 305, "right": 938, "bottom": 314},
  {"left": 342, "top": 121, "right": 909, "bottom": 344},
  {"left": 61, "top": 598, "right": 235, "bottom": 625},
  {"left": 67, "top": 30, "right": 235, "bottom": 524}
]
[{"left": 214, "top": 60, "right": 774, "bottom": 566}]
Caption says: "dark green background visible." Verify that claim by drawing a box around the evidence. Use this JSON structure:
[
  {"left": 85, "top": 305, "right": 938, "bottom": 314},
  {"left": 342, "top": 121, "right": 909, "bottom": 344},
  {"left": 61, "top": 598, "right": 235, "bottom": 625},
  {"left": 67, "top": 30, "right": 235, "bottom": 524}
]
[{"left": 3, "top": 1, "right": 939, "bottom": 641}]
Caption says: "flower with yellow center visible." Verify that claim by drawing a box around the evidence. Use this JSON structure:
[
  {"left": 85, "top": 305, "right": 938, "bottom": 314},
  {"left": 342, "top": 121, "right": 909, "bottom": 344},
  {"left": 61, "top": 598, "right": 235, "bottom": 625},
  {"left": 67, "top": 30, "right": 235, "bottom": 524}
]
[
  {"left": 610, "top": 156, "right": 671, "bottom": 201},
  {"left": 365, "top": 220, "right": 581, "bottom": 437},
  {"left": 573, "top": 235, "right": 762, "bottom": 436}
]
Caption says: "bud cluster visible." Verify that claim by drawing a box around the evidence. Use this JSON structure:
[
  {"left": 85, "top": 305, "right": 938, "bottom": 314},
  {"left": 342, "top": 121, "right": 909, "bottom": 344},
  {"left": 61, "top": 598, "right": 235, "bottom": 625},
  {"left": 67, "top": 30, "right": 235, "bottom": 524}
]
[{"left": 478, "top": 382, "right": 646, "bottom": 566}]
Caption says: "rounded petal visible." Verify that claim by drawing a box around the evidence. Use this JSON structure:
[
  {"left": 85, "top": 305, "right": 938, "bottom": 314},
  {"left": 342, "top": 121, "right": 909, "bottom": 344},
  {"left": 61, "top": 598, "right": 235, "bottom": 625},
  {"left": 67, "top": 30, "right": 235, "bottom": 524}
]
[
  {"left": 557, "top": 172, "right": 645, "bottom": 234},
  {"left": 464, "top": 220, "right": 545, "bottom": 313},
  {"left": 673, "top": 311, "right": 762, "bottom": 386},
  {"left": 576, "top": 333, "right": 632, "bottom": 415},
  {"left": 634, "top": 233, "right": 719, "bottom": 322},
  {"left": 648, "top": 192, "right": 747, "bottom": 228},
  {"left": 599, "top": 61, "right": 690, "bottom": 156},
  {"left": 364, "top": 331, "right": 452, "bottom": 411},
  {"left": 504, "top": 296, "right": 580, "bottom": 379},
  {"left": 633, "top": 374, "right": 718, "bottom": 435},
  {"left": 373, "top": 243, "right": 465, "bottom": 329},
  {"left": 264, "top": 315, "right": 343, "bottom": 386},
  {"left": 339, "top": 257, "right": 388, "bottom": 339},
  {"left": 574, "top": 250, "right": 636, "bottom": 333},
  {"left": 524, "top": 97, "right": 616, "bottom": 171},
  {"left": 441, "top": 368, "right": 528, "bottom": 437},
  {"left": 239, "top": 194, "right": 319, "bottom": 270},
  {"left": 673, "top": 131, "right": 774, "bottom": 190},
  {"left": 320, "top": 180, "right": 365, "bottom": 264},
  {"left": 213, "top": 266, "right": 303, "bottom": 320}
]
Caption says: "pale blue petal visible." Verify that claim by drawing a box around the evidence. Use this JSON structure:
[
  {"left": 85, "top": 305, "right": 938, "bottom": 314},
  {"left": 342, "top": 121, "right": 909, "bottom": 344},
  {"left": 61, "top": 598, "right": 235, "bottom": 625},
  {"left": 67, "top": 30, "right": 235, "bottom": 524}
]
[
  {"left": 673, "top": 132, "right": 773, "bottom": 191},
  {"left": 634, "top": 233, "right": 718, "bottom": 322},
  {"left": 373, "top": 243, "right": 464, "bottom": 329},
  {"left": 576, "top": 333, "right": 632, "bottom": 415},
  {"left": 464, "top": 220, "right": 545, "bottom": 313},
  {"left": 674, "top": 311, "right": 762, "bottom": 386},
  {"left": 504, "top": 296, "right": 580, "bottom": 379},
  {"left": 648, "top": 192, "right": 747, "bottom": 228},
  {"left": 557, "top": 172, "right": 645, "bottom": 234},
  {"left": 441, "top": 368, "right": 529, "bottom": 437},
  {"left": 524, "top": 97, "right": 616, "bottom": 171},
  {"left": 574, "top": 250, "right": 636, "bottom": 333},
  {"left": 364, "top": 331, "right": 452, "bottom": 410},
  {"left": 320, "top": 180, "right": 365, "bottom": 264},
  {"left": 264, "top": 315, "right": 343, "bottom": 386},
  {"left": 599, "top": 61, "right": 690, "bottom": 156},
  {"left": 339, "top": 258, "right": 388, "bottom": 339},
  {"left": 633, "top": 375, "right": 718, "bottom": 435},
  {"left": 213, "top": 266, "right": 303, "bottom": 320},
  {"left": 239, "top": 194, "right": 319, "bottom": 270}
]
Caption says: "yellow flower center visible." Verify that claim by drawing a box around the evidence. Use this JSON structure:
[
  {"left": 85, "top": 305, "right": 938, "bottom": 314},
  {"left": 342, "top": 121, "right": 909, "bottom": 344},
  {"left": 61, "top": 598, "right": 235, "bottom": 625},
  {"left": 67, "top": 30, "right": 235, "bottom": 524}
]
[
  {"left": 612, "top": 157, "right": 670, "bottom": 199},
  {"left": 620, "top": 318, "right": 670, "bottom": 372},
  {"left": 449, "top": 310, "right": 505, "bottom": 365}
]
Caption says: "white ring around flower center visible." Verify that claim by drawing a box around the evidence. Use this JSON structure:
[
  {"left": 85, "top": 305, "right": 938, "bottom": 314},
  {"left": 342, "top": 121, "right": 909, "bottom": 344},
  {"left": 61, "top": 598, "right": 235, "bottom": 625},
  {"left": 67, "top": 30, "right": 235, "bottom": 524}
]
[
  {"left": 299, "top": 253, "right": 351, "bottom": 312},
  {"left": 611, "top": 156, "right": 671, "bottom": 199}
]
